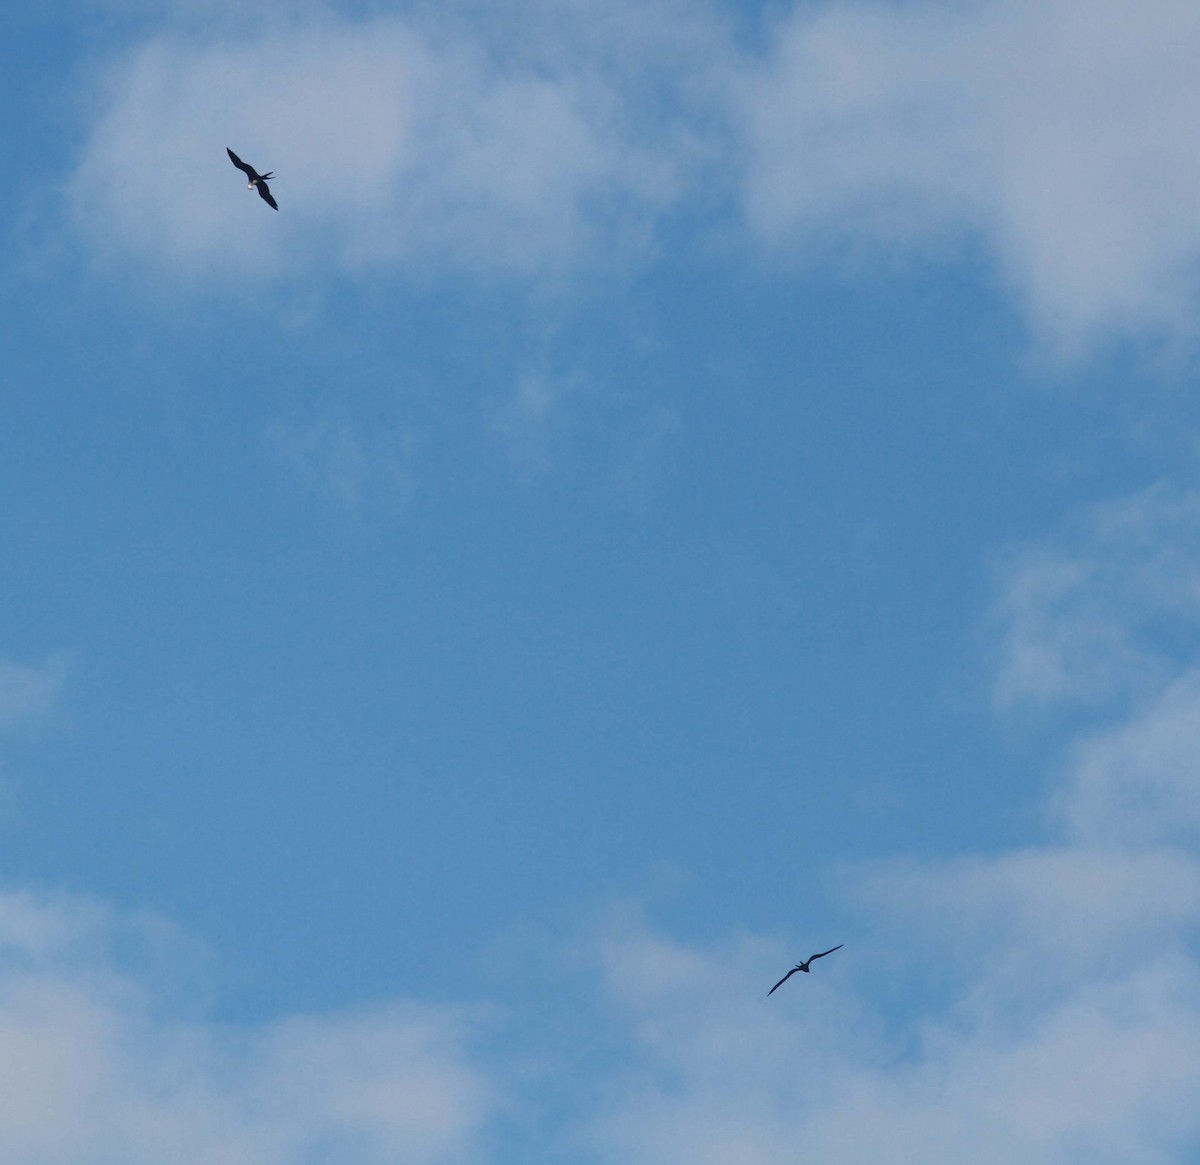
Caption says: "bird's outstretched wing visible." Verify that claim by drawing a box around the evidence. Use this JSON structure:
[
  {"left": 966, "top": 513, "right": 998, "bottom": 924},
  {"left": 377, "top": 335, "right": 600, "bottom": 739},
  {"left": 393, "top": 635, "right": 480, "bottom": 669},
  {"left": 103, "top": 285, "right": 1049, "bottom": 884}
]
[
  {"left": 767, "top": 966, "right": 801, "bottom": 995},
  {"left": 256, "top": 180, "right": 278, "bottom": 210},
  {"left": 227, "top": 147, "right": 256, "bottom": 178},
  {"left": 807, "top": 944, "right": 843, "bottom": 964}
]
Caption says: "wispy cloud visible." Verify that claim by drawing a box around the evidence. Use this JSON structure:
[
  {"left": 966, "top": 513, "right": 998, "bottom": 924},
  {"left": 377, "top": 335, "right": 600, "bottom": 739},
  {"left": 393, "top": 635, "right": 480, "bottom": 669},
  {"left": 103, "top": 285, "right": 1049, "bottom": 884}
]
[
  {"left": 267, "top": 416, "right": 416, "bottom": 513},
  {"left": 990, "top": 484, "right": 1200, "bottom": 708},
  {"left": 0, "top": 655, "right": 68, "bottom": 733},
  {"left": 991, "top": 481, "right": 1200, "bottom": 847},
  {"left": 491, "top": 366, "right": 589, "bottom": 481}
]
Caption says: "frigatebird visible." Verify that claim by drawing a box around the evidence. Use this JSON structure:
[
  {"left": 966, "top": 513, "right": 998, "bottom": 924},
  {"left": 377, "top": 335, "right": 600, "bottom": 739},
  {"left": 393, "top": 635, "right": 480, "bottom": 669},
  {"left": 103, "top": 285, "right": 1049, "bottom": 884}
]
[
  {"left": 226, "top": 148, "right": 278, "bottom": 210},
  {"left": 767, "top": 945, "right": 843, "bottom": 995}
]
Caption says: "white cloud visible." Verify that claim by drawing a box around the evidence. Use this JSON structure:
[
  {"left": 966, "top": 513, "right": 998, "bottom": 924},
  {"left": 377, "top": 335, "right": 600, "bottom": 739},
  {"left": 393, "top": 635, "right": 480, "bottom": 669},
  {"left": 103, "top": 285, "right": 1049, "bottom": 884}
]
[
  {"left": 862, "top": 847, "right": 1200, "bottom": 977},
  {"left": 0, "top": 888, "right": 497, "bottom": 1165},
  {"left": 583, "top": 911, "right": 1200, "bottom": 1165},
  {"left": 63, "top": 0, "right": 1200, "bottom": 346},
  {"left": 68, "top": 3, "right": 710, "bottom": 280},
  {"left": 735, "top": 0, "right": 1200, "bottom": 350},
  {"left": 16, "top": 867, "right": 1198, "bottom": 1165},
  {"left": 1062, "top": 669, "right": 1200, "bottom": 846},
  {"left": 0, "top": 656, "right": 67, "bottom": 732}
]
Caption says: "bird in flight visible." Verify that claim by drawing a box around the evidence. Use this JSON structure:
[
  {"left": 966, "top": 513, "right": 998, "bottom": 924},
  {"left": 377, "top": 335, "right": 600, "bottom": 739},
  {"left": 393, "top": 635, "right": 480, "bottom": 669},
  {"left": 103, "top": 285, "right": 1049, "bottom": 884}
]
[
  {"left": 767, "top": 945, "right": 843, "bottom": 994},
  {"left": 227, "top": 147, "right": 278, "bottom": 210}
]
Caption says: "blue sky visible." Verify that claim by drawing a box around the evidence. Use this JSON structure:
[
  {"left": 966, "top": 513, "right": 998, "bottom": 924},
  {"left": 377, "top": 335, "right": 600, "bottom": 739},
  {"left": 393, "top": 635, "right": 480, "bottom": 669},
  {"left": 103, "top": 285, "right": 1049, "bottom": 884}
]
[{"left": 4, "top": 0, "right": 1200, "bottom": 1160}]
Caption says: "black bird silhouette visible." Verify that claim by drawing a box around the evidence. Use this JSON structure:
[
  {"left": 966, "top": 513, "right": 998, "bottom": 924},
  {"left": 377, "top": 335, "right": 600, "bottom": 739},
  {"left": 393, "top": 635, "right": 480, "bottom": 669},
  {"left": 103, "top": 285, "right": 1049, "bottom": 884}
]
[
  {"left": 767, "top": 945, "right": 843, "bottom": 994},
  {"left": 227, "top": 147, "right": 278, "bottom": 210}
]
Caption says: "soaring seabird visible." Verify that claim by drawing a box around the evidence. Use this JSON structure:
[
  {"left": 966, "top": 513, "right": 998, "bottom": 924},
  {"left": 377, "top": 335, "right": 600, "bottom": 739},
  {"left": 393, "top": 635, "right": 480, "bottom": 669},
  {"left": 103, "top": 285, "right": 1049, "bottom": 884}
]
[
  {"left": 227, "top": 147, "right": 278, "bottom": 210},
  {"left": 767, "top": 945, "right": 843, "bottom": 994}
]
